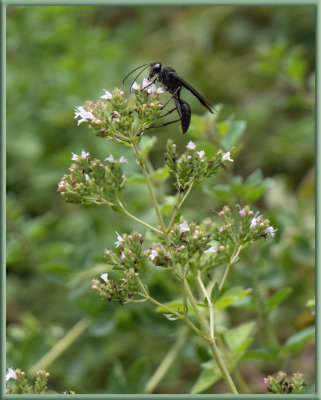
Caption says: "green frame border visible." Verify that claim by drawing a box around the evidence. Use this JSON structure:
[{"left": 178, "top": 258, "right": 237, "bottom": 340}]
[{"left": 1, "top": 1, "right": 318, "bottom": 399}]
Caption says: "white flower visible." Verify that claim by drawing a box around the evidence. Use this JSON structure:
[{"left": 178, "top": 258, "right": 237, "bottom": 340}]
[
  {"left": 186, "top": 141, "right": 196, "bottom": 150},
  {"left": 115, "top": 232, "right": 124, "bottom": 248},
  {"left": 179, "top": 221, "right": 190, "bottom": 233},
  {"left": 74, "top": 106, "right": 98, "bottom": 125},
  {"left": 156, "top": 86, "right": 164, "bottom": 94},
  {"left": 149, "top": 249, "right": 158, "bottom": 261},
  {"left": 132, "top": 81, "right": 140, "bottom": 90},
  {"left": 6, "top": 367, "right": 17, "bottom": 382},
  {"left": 146, "top": 83, "right": 156, "bottom": 93},
  {"left": 71, "top": 153, "right": 78, "bottom": 161},
  {"left": 101, "top": 273, "right": 108, "bottom": 282},
  {"left": 197, "top": 150, "right": 205, "bottom": 158},
  {"left": 100, "top": 89, "right": 113, "bottom": 100},
  {"left": 204, "top": 246, "right": 217, "bottom": 254},
  {"left": 84, "top": 174, "right": 90, "bottom": 181},
  {"left": 121, "top": 252, "right": 126, "bottom": 260},
  {"left": 222, "top": 151, "right": 233, "bottom": 162},
  {"left": 81, "top": 150, "right": 89, "bottom": 159},
  {"left": 250, "top": 217, "right": 258, "bottom": 229},
  {"left": 142, "top": 78, "right": 151, "bottom": 89},
  {"left": 265, "top": 226, "right": 277, "bottom": 237},
  {"left": 105, "top": 154, "right": 115, "bottom": 163},
  {"left": 119, "top": 156, "right": 128, "bottom": 164}
]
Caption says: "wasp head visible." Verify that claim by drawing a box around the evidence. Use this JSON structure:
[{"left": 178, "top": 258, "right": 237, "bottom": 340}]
[{"left": 148, "top": 62, "right": 162, "bottom": 80}]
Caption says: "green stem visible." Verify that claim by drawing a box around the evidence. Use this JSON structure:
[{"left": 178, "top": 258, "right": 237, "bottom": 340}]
[
  {"left": 144, "top": 294, "right": 209, "bottom": 342},
  {"left": 197, "top": 271, "right": 215, "bottom": 338},
  {"left": 183, "top": 278, "right": 238, "bottom": 394},
  {"left": 29, "top": 317, "right": 90, "bottom": 376},
  {"left": 216, "top": 335, "right": 250, "bottom": 394},
  {"left": 219, "top": 245, "right": 242, "bottom": 291},
  {"left": 131, "top": 141, "right": 166, "bottom": 234},
  {"left": 144, "top": 327, "right": 188, "bottom": 394},
  {"left": 117, "top": 200, "right": 162, "bottom": 235},
  {"left": 208, "top": 341, "right": 239, "bottom": 395},
  {"left": 166, "top": 182, "right": 194, "bottom": 234}
]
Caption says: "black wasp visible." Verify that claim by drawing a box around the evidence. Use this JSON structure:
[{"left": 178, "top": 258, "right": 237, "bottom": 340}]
[{"left": 123, "top": 62, "right": 214, "bottom": 134}]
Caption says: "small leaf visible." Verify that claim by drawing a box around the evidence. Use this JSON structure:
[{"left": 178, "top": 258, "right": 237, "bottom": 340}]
[
  {"left": 267, "top": 287, "right": 293, "bottom": 312},
  {"left": 190, "top": 364, "right": 221, "bottom": 394},
  {"left": 211, "top": 282, "right": 220, "bottom": 304},
  {"left": 221, "top": 120, "right": 246, "bottom": 151},
  {"left": 140, "top": 135, "right": 157, "bottom": 160},
  {"left": 111, "top": 204, "right": 125, "bottom": 214},
  {"left": 155, "top": 300, "right": 193, "bottom": 315},
  {"left": 163, "top": 314, "right": 179, "bottom": 321},
  {"left": 216, "top": 287, "right": 252, "bottom": 310},
  {"left": 223, "top": 321, "right": 255, "bottom": 354},
  {"left": 283, "top": 326, "right": 315, "bottom": 352}
]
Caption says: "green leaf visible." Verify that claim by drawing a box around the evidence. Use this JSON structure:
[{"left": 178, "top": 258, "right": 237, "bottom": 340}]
[
  {"left": 111, "top": 204, "right": 125, "bottom": 214},
  {"left": 267, "top": 287, "right": 293, "bottom": 312},
  {"left": 155, "top": 300, "right": 193, "bottom": 315},
  {"left": 127, "top": 357, "right": 150, "bottom": 393},
  {"left": 210, "top": 282, "right": 220, "bottom": 304},
  {"left": 125, "top": 173, "right": 145, "bottom": 184},
  {"left": 190, "top": 364, "right": 221, "bottom": 394},
  {"left": 223, "top": 321, "right": 255, "bottom": 354},
  {"left": 283, "top": 326, "right": 315, "bottom": 352},
  {"left": 140, "top": 135, "right": 157, "bottom": 160},
  {"left": 215, "top": 287, "right": 252, "bottom": 310},
  {"left": 188, "top": 115, "right": 207, "bottom": 139},
  {"left": 163, "top": 314, "right": 179, "bottom": 321},
  {"left": 151, "top": 165, "right": 170, "bottom": 183},
  {"left": 221, "top": 120, "right": 246, "bottom": 151}
]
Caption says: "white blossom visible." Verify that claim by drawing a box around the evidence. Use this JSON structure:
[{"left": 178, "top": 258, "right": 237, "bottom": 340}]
[
  {"left": 186, "top": 141, "right": 196, "bottom": 150},
  {"left": 132, "top": 81, "right": 140, "bottom": 91},
  {"left": 149, "top": 249, "right": 158, "bottom": 261},
  {"left": 197, "top": 150, "right": 205, "bottom": 159},
  {"left": 105, "top": 154, "right": 115, "bottom": 163},
  {"left": 119, "top": 156, "right": 128, "bottom": 164},
  {"left": 80, "top": 150, "right": 89, "bottom": 159},
  {"left": 222, "top": 151, "right": 233, "bottom": 162},
  {"left": 6, "top": 367, "right": 17, "bottom": 382},
  {"left": 250, "top": 217, "right": 258, "bottom": 229},
  {"left": 179, "top": 221, "right": 190, "bottom": 233},
  {"left": 71, "top": 153, "right": 78, "bottom": 161},
  {"left": 100, "top": 89, "right": 113, "bottom": 100},
  {"left": 101, "top": 273, "right": 108, "bottom": 283},
  {"left": 115, "top": 232, "right": 124, "bottom": 248},
  {"left": 74, "top": 106, "right": 99, "bottom": 125},
  {"left": 265, "top": 226, "right": 277, "bottom": 237},
  {"left": 142, "top": 78, "right": 151, "bottom": 89},
  {"left": 204, "top": 246, "right": 217, "bottom": 254}
]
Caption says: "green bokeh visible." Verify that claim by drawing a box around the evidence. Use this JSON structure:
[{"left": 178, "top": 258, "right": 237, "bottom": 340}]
[{"left": 6, "top": 5, "right": 315, "bottom": 394}]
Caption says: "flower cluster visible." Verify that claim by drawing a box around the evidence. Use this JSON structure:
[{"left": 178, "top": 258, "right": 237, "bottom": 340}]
[
  {"left": 74, "top": 84, "right": 163, "bottom": 143},
  {"left": 6, "top": 368, "right": 52, "bottom": 395},
  {"left": 104, "top": 231, "right": 145, "bottom": 271},
  {"left": 264, "top": 371, "right": 306, "bottom": 394},
  {"left": 91, "top": 231, "right": 145, "bottom": 304},
  {"left": 165, "top": 139, "right": 233, "bottom": 192},
  {"left": 145, "top": 219, "right": 212, "bottom": 271},
  {"left": 57, "top": 151, "right": 126, "bottom": 207}
]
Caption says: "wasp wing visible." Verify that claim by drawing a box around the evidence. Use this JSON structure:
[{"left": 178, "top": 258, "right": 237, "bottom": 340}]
[{"left": 169, "top": 72, "right": 214, "bottom": 113}]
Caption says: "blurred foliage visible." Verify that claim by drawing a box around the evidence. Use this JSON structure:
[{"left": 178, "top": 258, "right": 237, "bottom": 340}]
[{"left": 6, "top": 5, "right": 314, "bottom": 394}]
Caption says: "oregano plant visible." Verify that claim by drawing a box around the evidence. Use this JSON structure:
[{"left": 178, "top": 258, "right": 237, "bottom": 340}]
[{"left": 56, "top": 81, "right": 282, "bottom": 395}]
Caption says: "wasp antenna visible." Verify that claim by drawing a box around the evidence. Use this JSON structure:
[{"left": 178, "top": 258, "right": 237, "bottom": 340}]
[
  {"left": 129, "top": 64, "right": 151, "bottom": 91},
  {"left": 123, "top": 63, "right": 150, "bottom": 84}
]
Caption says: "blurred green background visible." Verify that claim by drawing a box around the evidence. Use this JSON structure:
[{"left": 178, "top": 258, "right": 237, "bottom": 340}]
[{"left": 6, "top": 5, "right": 315, "bottom": 394}]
